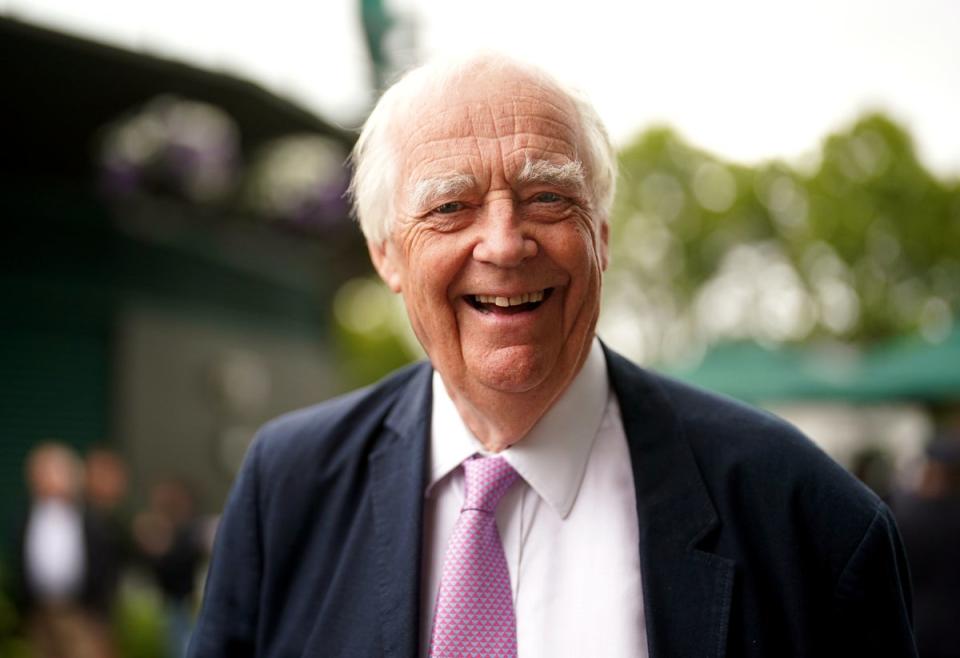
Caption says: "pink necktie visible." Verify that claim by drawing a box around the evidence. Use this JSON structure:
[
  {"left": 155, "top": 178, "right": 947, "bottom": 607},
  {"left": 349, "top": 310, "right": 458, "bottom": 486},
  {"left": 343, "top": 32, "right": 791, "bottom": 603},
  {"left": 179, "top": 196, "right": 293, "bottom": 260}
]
[{"left": 429, "top": 455, "right": 519, "bottom": 657}]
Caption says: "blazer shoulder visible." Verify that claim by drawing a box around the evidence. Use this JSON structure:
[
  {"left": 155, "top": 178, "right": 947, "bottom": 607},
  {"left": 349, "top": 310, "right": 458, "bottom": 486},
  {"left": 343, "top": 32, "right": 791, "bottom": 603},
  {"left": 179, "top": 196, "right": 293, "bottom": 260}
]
[
  {"left": 653, "top": 371, "right": 819, "bottom": 456},
  {"left": 658, "top": 369, "right": 877, "bottom": 509},
  {"left": 251, "top": 360, "right": 431, "bottom": 472},
  {"left": 607, "top": 347, "right": 830, "bottom": 469},
  {"left": 605, "top": 347, "right": 881, "bottom": 528}
]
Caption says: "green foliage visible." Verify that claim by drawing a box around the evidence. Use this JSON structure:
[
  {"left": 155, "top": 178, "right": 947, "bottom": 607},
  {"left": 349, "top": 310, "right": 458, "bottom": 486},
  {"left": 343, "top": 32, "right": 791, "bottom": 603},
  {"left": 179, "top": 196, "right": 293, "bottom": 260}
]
[
  {"left": 330, "top": 276, "right": 421, "bottom": 390},
  {"left": 0, "top": 562, "right": 168, "bottom": 658},
  {"left": 333, "top": 323, "right": 420, "bottom": 391},
  {"left": 114, "top": 586, "right": 167, "bottom": 658},
  {"left": 0, "top": 637, "right": 32, "bottom": 658},
  {"left": 0, "top": 561, "right": 30, "bottom": 658},
  {"left": 604, "top": 113, "right": 960, "bottom": 364}
]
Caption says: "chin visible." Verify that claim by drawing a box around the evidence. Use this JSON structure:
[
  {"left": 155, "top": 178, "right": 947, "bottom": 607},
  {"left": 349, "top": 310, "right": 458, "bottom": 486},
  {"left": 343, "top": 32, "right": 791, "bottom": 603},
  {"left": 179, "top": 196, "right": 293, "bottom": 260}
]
[{"left": 467, "top": 344, "right": 557, "bottom": 394}]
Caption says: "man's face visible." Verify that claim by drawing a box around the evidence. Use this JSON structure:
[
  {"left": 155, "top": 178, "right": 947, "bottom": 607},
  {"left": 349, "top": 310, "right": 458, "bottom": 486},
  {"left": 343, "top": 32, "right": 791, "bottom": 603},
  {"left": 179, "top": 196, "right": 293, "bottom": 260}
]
[{"left": 371, "top": 69, "right": 608, "bottom": 403}]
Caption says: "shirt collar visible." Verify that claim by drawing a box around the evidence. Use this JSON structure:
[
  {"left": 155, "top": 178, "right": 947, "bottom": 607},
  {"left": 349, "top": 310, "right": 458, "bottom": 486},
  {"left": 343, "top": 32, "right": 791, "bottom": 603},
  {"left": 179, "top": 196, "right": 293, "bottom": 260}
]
[{"left": 427, "top": 338, "right": 609, "bottom": 519}]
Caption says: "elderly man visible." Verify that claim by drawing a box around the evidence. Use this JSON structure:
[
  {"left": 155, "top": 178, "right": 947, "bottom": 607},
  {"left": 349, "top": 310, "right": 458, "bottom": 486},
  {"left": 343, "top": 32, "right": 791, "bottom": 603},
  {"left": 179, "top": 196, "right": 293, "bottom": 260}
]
[{"left": 189, "top": 55, "right": 916, "bottom": 657}]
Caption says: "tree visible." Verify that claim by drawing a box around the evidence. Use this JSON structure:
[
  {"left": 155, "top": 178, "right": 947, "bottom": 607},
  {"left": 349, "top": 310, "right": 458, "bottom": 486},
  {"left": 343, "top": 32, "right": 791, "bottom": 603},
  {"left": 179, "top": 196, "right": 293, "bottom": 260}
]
[{"left": 601, "top": 113, "right": 960, "bottom": 365}]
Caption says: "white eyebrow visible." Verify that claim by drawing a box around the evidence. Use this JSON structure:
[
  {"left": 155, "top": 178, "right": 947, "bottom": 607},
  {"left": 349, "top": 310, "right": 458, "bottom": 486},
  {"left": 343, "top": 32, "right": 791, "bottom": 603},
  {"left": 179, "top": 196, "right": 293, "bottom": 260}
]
[
  {"left": 408, "top": 173, "right": 476, "bottom": 211},
  {"left": 515, "top": 158, "right": 586, "bottom": 191}
]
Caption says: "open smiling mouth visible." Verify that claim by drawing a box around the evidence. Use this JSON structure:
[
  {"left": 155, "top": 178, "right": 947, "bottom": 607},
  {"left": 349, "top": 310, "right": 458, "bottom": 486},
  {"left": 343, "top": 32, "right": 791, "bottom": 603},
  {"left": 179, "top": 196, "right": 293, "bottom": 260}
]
[{"left": 465, "top": 288, "right": 554, "bottom": 314}]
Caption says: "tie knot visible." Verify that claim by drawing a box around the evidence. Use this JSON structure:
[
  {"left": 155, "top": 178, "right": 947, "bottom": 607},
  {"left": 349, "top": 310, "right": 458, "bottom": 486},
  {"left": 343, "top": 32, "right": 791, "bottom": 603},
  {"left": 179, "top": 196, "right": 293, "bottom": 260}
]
[{"left": 462, "top": 455, "right": 518, "bottom": 513}]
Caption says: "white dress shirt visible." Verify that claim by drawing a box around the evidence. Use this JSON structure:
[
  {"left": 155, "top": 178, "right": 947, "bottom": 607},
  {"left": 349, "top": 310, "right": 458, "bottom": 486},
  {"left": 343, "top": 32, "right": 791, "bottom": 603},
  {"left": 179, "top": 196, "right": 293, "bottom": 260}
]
[
  {"left": 422, "top": 339, "right": 648, "bottom": 658},
  {"left": 25, "top": 499, "right": 86, "bottom": 602}
]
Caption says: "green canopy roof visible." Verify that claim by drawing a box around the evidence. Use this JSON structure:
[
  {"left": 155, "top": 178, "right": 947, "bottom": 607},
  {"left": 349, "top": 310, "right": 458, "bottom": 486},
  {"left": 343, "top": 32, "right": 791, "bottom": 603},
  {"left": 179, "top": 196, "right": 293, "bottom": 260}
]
[
  {"left": 666, "top": 327, "right": 960, "bottom": 403},
  {"left": 853, "top": 329, "right": 960, "bottom": 402}
]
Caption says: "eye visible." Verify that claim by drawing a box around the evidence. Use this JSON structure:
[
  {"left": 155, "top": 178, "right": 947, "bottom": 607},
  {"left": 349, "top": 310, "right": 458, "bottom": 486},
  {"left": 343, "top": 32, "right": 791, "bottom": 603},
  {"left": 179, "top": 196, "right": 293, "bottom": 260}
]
[
  {"left": 434, "top": 201, "right": 464, "bottom": 214},
  {"left": 532, "top": 191, "right": 564, "bottom": 203}
]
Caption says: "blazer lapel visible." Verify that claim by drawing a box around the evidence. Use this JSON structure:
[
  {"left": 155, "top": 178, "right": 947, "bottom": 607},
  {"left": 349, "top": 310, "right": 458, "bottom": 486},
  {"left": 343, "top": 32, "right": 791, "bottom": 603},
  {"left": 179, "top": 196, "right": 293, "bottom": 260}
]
[
  {"left": 368, "top": 364, "right": 433, "bottom": 658},
  {"left": 605, "top": 347, "right": 735, "bottom": 658}
]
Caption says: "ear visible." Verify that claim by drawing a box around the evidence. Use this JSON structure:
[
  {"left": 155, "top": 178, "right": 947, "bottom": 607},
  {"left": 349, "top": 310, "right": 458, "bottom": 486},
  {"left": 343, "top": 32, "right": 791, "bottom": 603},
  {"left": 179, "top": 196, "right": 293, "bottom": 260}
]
[
  {"left": 598, "top": 220, "right": 610, "bottom": 271},
  {"left": 368, "top": 239, "right": 403, "bottom": 293}
]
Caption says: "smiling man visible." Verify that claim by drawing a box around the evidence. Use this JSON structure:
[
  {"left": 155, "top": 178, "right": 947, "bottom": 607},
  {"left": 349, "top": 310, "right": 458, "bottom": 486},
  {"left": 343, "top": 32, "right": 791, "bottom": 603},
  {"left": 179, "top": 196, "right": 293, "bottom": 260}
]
[
  {"left": 189, "top": 55, "right": 917, "bottom": 658},
  {"left": 366, "top": 63, "right": 608, "bottom": 453}
]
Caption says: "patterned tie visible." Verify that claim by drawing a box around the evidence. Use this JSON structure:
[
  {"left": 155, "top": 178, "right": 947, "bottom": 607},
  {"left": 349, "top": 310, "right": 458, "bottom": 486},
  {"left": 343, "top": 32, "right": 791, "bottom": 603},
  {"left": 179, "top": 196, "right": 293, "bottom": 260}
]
[{"left": 429, "top": 455, "right": 519, "bottom": 657}]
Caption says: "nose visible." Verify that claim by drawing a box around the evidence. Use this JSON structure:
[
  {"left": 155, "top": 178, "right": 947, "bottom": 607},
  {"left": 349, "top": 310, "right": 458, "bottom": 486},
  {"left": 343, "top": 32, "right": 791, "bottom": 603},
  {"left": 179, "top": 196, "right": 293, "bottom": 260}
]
[{"left": 472, "top": 200, "right": 538, "bottom": 267}]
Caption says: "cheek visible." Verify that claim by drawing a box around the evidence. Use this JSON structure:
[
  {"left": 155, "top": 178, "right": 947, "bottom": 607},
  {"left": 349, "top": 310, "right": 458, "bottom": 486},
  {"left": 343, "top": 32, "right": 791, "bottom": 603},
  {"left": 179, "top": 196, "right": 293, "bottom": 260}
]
[
  {"left": 572, "top": 213, "right": 603, "bottom": 258},
  {"left": 553, "top": 219, "right": 604, "bottom": 278},
  {"left": 548, "top": 221, "right": 604, "bottom": 324},
  {"left": 404, "top": 237, "right": 469, "bottom": 306}
]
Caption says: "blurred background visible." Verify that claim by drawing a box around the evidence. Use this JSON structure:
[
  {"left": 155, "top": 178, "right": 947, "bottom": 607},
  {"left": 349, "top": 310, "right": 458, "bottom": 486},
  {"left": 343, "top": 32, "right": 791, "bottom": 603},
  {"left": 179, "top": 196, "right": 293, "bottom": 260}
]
[{"left": 1, "top": 0, "right": 958, "bottom": 656}]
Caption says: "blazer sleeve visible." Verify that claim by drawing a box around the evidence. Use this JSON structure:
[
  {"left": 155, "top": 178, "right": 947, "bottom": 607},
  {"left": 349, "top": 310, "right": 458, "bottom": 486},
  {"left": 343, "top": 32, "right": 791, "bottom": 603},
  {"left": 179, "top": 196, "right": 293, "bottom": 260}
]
[
  {"left": 830, "top": 502, "right": 918, "bottom": 657},
  {"left": 188, "top": 437, "right": 265, "bottom": 658}
]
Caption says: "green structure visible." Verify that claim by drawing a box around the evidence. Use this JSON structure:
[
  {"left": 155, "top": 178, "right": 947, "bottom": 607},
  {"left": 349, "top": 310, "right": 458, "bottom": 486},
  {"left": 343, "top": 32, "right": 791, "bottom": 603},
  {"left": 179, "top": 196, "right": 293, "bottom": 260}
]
[
  {"left": 668, "top": 328, "right": 960, "bottom": 404},
  {"left": 0, "top": 18, "right": 367, "bottom": 531}
]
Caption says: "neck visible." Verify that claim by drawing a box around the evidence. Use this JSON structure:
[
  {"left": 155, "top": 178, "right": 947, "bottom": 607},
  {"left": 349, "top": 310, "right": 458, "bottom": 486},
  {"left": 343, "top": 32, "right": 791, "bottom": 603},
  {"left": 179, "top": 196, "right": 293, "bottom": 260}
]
[
  {"left": 442, "top": 386, "right": 553, "bottom": 453},
  {"left": 439, "top": 344, "right": 594, "bottom": 453}
]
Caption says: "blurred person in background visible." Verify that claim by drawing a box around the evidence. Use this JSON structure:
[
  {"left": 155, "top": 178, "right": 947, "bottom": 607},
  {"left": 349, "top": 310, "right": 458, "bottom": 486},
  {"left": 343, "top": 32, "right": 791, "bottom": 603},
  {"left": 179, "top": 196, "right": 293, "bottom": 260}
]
[
  {"left": 83, "top": 448, "right": 133, "bottom": 622},
  {"left": 190, "top": 53, "right": 916, "bottom": 657},
  {"left": 133, "top": 478, "right": 205, "bottom": 658},
  {"left": 12, "top": 442, "right": 115, "bottom": 658},
  {"left": 891, "top": 432, "right": 960, "bottom": 658}
]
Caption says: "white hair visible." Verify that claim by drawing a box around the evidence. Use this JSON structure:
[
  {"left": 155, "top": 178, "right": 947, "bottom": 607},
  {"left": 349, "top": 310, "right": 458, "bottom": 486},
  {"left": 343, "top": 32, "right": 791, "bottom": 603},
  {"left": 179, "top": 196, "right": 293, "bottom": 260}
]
[{"left": 347, "top": 53, "right": 618, "bottom": 245}]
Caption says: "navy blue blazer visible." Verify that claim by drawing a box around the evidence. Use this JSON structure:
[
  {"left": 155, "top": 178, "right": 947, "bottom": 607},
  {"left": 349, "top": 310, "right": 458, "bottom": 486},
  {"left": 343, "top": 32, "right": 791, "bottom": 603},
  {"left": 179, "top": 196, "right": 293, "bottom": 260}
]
[{"left": 190, "top": 347, "right": 916, "bottom": 657}]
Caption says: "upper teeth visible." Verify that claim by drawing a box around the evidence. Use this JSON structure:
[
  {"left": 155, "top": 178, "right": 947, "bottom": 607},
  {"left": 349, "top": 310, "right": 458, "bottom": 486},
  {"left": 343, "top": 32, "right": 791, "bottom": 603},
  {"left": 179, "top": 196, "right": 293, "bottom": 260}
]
[{"left": 474, "top": 290, "right": 545, "bottom": 307}]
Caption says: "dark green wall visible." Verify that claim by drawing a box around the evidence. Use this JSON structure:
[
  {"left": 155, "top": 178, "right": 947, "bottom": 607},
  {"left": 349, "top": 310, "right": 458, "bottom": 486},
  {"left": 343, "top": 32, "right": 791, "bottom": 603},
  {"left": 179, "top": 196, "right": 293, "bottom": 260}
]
[{"left": 0, "top": 326, "right": 109, "bottom": 527}]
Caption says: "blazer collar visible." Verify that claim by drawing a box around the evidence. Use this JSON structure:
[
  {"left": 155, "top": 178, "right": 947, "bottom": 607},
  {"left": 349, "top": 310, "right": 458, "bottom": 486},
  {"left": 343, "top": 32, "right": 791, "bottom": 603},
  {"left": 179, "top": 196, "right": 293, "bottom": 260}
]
[
  {"left": 369, "top": 362, "right": 433, "bottom": 658},
  {"left": 604, "top": 344, "right": 735, "bottom": 658}
]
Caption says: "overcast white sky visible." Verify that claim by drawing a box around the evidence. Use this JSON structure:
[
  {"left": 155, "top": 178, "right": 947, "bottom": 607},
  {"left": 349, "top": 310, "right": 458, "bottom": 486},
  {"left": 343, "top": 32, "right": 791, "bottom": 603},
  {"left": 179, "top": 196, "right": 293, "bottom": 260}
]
[{"left": 4, "top": 0, "right": 959, "bottom": 175}]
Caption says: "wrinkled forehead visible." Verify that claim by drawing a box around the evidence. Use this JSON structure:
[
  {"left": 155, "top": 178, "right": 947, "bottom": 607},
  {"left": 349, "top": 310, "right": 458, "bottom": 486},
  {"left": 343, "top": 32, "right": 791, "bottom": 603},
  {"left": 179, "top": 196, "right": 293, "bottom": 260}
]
[{"left": 392, "top": 70, "right": 584, "bottom": 183}]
